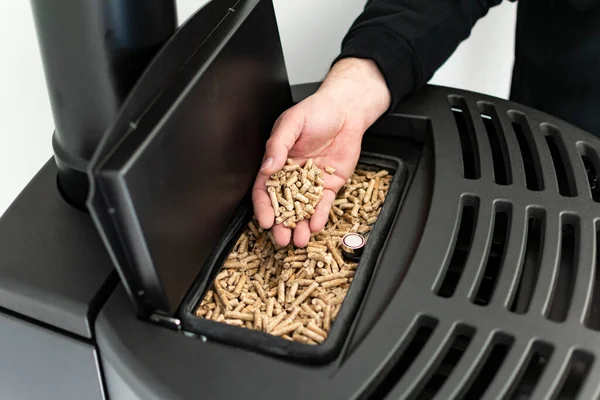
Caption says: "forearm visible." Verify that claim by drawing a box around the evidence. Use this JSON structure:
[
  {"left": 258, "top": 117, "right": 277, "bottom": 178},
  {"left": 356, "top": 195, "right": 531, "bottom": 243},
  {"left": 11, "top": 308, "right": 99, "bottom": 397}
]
[
  {"left": 335, "top": 0, "right": 504, "bottom": 110},
  {"left": 317, "top": 58, "right": 391, "bottom": 132}
]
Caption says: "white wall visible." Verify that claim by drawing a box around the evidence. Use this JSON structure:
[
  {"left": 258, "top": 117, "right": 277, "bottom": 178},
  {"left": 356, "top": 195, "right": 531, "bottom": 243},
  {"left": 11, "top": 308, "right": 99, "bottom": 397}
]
[
  {"left": 429, "top": 2, "right": 517, "bottom": 99},
  {"left": 0, "top": 0, "right": 516, "bottom": 216}
]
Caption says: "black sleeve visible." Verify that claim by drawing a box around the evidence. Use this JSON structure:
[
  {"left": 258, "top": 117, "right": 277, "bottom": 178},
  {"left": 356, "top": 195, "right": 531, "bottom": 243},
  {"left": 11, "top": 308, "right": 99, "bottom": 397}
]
[{"left": 334, "top": 0, "right": 505, "bottom": 111}]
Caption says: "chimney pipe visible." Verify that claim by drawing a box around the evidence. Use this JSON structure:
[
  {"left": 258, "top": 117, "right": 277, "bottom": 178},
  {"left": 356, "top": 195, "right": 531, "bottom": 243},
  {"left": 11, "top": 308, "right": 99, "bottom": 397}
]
[{"left": 30, "top": 0, "right": 178, "bottom": 208}]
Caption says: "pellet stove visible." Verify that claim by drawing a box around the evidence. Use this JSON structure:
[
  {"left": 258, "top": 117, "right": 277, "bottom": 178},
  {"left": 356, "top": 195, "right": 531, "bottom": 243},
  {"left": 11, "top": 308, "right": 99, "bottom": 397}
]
[{"left": 3, "top": 0, "right": 600, "bottom": 399}]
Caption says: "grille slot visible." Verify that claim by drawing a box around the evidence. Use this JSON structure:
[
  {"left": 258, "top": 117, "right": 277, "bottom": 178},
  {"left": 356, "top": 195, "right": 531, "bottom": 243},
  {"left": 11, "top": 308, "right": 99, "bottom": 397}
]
[
  {"left": 577, "top": 142, "right": 600, "bottom": 202},
  {"left": 507, "top": 341, "right": 554, "bottom": 399},
  {"left": 367, "top": 317, "right": 438, "bottom": 399},
  {"left": 546, "top": 217, "right": 580, "bottom": 323},
  {"left": 479, "top": 103, "right": 512, "bottom": 185},
  {"left": 509, "top": 111, "right": 544, "bottom": 191},
  {"left": 412, "top": 325, "right": 476, "bottom": 399},
  {"left": 509, "top": 210, "right": 545, "bottom": 315},
  {"left": 554, "top": 350, "right": 594, "bottom": 399},
  {"left": 584, "top": 224, "right": 600, "bottom": 331},
  {"left": 460, "top": 333, "right": 514, "bottom": 398},
  {"left": 436, "top": 197, "right": 479, "bottom": 298},
  {"left": 473, "top": 203, "right": 511, "bottom": 306},
  {"left": 450, "top": 97, "right": 481, "bottom": 180},
  {"left": 544, "top": 124, "right": 577, "bottom": 197}
]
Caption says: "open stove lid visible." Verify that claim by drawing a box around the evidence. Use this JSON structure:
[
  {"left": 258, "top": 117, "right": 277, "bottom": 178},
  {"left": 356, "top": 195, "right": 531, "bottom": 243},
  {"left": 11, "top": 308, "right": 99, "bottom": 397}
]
[{"left": 86, "top": 0, "right": 292, "bottom": 318}]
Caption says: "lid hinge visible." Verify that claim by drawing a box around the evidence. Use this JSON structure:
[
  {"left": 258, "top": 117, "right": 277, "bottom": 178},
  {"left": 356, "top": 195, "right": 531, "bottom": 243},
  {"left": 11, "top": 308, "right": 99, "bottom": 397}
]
[{"left": 150, "top": 313, "right": 182, "bottom": 331}]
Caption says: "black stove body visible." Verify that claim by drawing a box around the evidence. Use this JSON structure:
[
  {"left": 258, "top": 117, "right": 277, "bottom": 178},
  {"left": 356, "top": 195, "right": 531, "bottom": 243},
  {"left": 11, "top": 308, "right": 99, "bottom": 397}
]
[{"left": 3, "top": 0, "right": 600, "bottom": 399}]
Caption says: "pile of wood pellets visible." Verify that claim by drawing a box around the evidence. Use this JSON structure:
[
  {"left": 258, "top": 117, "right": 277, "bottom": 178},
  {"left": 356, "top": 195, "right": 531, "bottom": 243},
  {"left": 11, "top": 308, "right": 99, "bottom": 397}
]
[
  {"left": 266, "top": 158, "right": 331, "bottom": 229},
  {"left": 195, "top": 162, "right": 392, "bottom": 345}
]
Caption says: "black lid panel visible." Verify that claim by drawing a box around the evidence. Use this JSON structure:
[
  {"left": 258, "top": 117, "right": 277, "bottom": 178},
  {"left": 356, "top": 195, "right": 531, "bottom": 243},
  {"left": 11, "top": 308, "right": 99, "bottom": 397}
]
[{"left": 88, "top": 0, "right": 293, "bottom": 316}]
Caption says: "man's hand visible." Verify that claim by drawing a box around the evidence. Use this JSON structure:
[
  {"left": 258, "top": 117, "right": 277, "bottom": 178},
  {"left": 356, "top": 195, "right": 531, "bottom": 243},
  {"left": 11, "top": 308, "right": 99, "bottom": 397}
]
[{"left": 252, "top": 58, "right": 391, "bottom": 247}]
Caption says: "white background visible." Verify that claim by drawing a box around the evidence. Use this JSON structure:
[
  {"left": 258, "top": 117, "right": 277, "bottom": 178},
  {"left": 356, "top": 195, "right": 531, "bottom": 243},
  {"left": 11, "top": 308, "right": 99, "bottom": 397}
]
[{"left": 0, "top": 0, "right": 516, "bottom": 216}]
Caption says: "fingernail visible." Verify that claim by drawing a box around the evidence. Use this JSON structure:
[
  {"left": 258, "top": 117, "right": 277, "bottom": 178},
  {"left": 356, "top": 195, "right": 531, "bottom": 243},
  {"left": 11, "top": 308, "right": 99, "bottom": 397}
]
[{"left": 260, "top": 157, "right": 273, "bottom": 171}]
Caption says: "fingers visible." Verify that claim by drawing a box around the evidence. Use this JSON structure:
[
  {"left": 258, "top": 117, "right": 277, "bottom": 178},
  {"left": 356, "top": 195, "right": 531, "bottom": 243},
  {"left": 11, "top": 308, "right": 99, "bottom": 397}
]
[
  {"left": 259, "top": 110, "right": 304, "bottom": 177},
  {"left": 272, "top": 223, "right": 291, "bottom": 247},
  {"left": 252, "top": 175, "right": 274, "bottom": 229},
  {"left": 307, "top": 169, "right": 346, "bottom": 233},
  {"left": 293, "top": 220, "right": 311, "bottom": 248},
  {"left": 253, "top": 109, "right": 305, "bottom": 230},
  {"left": 271, "top": 220, "right": 311, "bottom": 248},
  {"left": 309, "top": 189, "right": 336, "bottom": 233},
  {"left": 257, "top": 180, "right": 339, "bottom": 246}
]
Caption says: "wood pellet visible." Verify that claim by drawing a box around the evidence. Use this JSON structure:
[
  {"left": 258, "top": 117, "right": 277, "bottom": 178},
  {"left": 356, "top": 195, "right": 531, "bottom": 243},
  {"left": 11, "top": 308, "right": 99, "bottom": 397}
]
[
  {"left": 266, "top": 158, "right": 336, "bottom": 228},
  {"left": 195, "top": 166, "right": 393, "bottom": 345}
]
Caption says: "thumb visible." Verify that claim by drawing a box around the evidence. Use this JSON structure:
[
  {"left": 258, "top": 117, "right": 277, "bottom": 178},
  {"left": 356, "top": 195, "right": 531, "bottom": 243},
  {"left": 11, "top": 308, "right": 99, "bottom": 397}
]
[{"left": 259, "top": 109, "right": 304, "bottom": 176}]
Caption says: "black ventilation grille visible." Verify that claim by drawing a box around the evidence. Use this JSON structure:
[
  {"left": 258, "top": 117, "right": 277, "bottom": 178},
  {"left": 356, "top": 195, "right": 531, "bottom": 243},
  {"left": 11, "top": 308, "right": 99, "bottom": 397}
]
[
  {"left": 509, "top": 111, "right": 544, "bottom": 191},
  {"left": 450, "top": 96, "right": 481, "bottom": 180},
  {"left": 472, "top": 202, "right": 511, "bottom": 306},
  {"left": 435, "top": 197, "right": 479, "bottom": 298},
  {"left": 578, "top": 143, "right": 600, "bottom": 202},
  {"left": 460, "top": 333, "right": 514, "bottom": 398},
  {"left": 546, "top": 216, "right": 580, "bottom": 323},
  {"left": 508, "top": 209, "right": 544, "bottom": 315},
  {"left": 479, "top": 102, "right": 512, "bottom": 186},
  {"left": 585, "top": 223, "right": 600, "bottom": 331},
  {"left": 334, "top": 86, "right": 600, "bottom": 399},
  {"left": 544, "top": 124, "right": 578, "bottom": 197}
]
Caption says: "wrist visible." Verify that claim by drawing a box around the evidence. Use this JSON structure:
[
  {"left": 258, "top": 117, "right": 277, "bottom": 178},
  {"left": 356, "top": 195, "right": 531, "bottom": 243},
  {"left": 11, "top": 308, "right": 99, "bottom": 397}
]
[{"left": 317, "top": 57, "right": 391, "bottom": 131}]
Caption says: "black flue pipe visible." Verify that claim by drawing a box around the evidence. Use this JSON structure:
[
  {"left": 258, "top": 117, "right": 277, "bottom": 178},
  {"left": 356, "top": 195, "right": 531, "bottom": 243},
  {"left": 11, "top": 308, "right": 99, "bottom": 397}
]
[{"left": 30, "top": 0, "right": 178, "bottom": 208}]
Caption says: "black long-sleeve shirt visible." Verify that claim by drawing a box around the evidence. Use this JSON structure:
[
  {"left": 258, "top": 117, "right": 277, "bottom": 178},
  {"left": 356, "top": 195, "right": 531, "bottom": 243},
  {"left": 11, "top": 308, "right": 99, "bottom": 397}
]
[{"left": 335, "top": 0, "right": 600, "bottom": 136}]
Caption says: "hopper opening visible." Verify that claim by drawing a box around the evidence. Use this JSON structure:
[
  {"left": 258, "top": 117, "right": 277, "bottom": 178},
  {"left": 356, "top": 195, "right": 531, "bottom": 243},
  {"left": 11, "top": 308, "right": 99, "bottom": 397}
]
[{"left": 179, "top": 153, "right": 407, "bottom": 362}]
